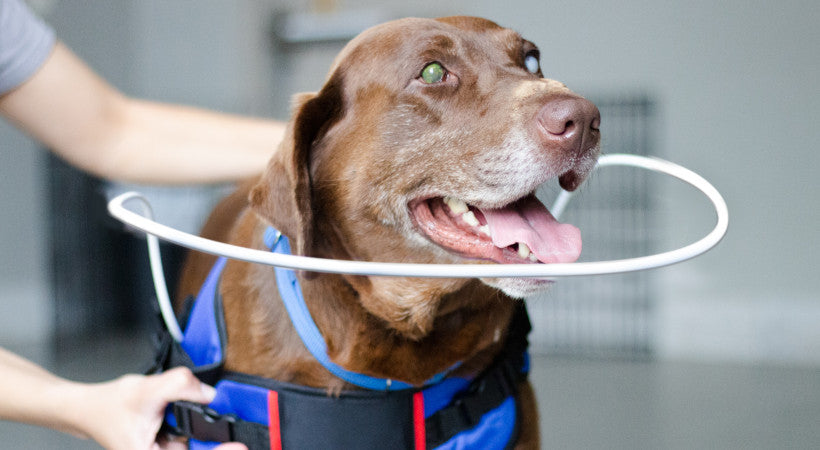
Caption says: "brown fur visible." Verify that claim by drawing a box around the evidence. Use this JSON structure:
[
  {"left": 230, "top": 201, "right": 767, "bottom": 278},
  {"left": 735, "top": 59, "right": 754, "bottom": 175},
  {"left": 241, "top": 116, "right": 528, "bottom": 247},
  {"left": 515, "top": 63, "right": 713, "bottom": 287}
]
[{"left": 178, "top": 16, "right": 601, "bottom": 449}]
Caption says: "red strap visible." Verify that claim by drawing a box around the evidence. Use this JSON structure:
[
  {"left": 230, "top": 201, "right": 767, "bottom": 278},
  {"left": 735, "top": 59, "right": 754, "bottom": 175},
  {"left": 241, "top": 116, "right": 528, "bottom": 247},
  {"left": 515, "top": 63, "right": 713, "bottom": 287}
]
[
  {"left": 413, "top": 391, "right": 426, "bottom": 450},
  {"left": 268, "top": 390, "right": 282, "bottom": 450}
]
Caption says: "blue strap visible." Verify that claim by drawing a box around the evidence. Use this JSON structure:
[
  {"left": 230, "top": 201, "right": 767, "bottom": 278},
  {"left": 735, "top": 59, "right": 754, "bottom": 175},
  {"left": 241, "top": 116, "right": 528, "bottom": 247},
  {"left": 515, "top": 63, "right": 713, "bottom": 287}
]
[
  {"left": 181, "top": 257, "right": 228, "bottom": 367},
  {"left": 264, "top": 227, "right": 451, "bottom": 391},
  {"left": 433, "top": 397, "right": 517, "bottom": 450}
]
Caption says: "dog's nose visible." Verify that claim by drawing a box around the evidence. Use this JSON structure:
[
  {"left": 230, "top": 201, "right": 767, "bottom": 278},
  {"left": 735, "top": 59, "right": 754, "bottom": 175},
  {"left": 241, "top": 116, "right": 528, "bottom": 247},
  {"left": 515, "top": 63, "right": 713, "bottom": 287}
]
[{"left": 537, "top": 97, "right": 600, "bottom": 152}]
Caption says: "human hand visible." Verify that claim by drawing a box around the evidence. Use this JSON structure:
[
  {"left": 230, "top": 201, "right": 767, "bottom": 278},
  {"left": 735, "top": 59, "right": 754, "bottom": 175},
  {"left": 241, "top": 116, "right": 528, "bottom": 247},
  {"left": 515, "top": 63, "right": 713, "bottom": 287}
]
[{"left": 67, "top": 367, "right": 246, "bottom": 450}]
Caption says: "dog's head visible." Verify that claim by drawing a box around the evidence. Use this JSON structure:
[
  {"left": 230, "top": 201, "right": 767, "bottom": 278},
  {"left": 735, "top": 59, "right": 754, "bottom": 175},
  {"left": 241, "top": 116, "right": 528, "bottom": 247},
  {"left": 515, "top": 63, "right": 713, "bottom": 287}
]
[{"left": 251, "top": 16, "right": 600, "bottom": 335}]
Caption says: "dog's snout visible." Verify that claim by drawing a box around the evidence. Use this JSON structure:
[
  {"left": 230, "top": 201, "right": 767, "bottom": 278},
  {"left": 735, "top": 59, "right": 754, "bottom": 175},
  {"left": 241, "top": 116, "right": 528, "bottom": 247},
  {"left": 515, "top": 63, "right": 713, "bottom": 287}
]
[{"left": 537, "top": 97, "right": 600, "bottom": 151}]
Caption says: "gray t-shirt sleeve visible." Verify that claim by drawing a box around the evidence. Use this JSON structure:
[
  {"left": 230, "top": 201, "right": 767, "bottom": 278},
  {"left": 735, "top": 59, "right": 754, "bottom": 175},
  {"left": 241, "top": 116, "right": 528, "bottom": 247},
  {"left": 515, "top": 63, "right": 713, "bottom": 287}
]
[{"left": 0, "top": 0, "right": 56, "bottom": 95}]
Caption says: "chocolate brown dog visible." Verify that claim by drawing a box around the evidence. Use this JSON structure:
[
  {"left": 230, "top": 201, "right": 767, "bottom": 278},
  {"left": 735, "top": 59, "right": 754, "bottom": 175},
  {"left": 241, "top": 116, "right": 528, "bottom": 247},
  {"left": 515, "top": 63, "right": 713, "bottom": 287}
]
[{"left": 177, "top": 16, "right": 600, "bottom": 449}]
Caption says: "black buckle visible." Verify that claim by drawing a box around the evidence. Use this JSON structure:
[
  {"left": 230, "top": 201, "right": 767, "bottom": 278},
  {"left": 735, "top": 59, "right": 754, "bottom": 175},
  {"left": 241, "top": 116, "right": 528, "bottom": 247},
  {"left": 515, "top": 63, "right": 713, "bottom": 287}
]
[{"left": 173, "top": 401, "right": 236, "bottom": 442}]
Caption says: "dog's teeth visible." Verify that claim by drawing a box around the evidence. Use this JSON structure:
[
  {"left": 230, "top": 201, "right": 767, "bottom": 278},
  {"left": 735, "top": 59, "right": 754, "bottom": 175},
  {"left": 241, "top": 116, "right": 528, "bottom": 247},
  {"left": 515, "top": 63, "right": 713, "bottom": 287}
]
[
  {"left": 462, "top": 211, "right": 480, "bottom": 227},
  {"left": 518, "top": 242, "right": 531, "bottom": 259},
  {"left": 528, "top": 254, "right": 539, "bottom": 262},
  {"left": 478, "top": 225, "right": 491, "bottom": 237},
  {"left": 444, "top": 197, "right": 469, "bottom": 214}
]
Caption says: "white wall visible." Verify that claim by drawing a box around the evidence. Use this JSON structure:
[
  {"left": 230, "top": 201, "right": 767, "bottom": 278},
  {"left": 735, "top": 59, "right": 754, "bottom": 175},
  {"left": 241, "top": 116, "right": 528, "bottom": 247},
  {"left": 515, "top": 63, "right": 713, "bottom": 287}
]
[
  {"left": 456, "top": 0, "right": 820, "bottom": 364},
  {"left": 0, "top": 121, "right": 49, "bottom": 343},
  {"left": 2, "top": 0, "right": 818, "bottom": 364}
]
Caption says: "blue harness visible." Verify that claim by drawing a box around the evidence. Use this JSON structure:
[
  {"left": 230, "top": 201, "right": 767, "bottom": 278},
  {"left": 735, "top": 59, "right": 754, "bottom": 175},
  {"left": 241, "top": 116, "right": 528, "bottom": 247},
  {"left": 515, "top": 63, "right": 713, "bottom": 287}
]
[{"left": 154, "top": 228, "right": 531, "bottom": 450}]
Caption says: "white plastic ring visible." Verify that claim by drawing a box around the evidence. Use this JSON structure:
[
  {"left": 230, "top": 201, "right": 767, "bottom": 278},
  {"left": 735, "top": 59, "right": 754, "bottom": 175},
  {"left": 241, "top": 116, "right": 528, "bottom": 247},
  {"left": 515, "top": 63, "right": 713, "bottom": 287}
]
[{"left": 108, "top": 154, "right": 728, "bottom": 279}]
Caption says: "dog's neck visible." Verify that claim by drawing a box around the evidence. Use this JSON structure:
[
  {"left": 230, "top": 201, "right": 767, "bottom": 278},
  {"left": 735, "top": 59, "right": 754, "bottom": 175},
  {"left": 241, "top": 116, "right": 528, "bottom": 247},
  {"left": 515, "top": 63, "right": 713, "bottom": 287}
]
[
  {"left": 220, "top": 215, "right": 516, "bottom": 390},
  {"left": 300, "top": 272, "right": 515, "bottom": 387}
]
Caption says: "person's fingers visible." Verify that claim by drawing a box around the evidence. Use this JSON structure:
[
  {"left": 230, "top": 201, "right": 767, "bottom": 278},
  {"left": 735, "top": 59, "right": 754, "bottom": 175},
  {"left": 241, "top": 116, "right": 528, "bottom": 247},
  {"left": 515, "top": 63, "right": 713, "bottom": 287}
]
[
  {"left": 154, "top": 437, "right": 187, "bottom": 450},
  {"left": 214, "top": 444, "right": 249, "bottom": 450},
  {"left": 155, "top": 433, "right": 247, "bottom": 450},
  {"left": 145, "top": 367, "right": 216, "bottom": 406}
]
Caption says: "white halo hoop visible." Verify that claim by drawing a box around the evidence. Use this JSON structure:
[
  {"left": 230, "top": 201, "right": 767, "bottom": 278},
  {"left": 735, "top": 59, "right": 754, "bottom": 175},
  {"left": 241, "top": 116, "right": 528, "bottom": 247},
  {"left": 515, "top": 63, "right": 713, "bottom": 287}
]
[
  {"left": 108, "top": 153, "right": 728, "bottom": 342},
  {"left": 108, "top": 153, "right": 728, "bottom": 280}
]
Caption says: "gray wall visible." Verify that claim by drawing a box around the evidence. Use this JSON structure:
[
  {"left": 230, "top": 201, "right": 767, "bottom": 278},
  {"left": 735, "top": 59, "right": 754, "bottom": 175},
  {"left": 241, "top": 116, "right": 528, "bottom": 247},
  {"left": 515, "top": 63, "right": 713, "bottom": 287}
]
[{"left": 2, "top": 0, "right": 818, "bottom": 364}]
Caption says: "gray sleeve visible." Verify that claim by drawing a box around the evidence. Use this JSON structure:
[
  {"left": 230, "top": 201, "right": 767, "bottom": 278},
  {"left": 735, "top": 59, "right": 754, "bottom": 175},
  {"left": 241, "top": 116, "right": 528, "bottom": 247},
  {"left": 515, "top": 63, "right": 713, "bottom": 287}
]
[{"left": 0, "top": 0, "right": 56, "bottom": 95}]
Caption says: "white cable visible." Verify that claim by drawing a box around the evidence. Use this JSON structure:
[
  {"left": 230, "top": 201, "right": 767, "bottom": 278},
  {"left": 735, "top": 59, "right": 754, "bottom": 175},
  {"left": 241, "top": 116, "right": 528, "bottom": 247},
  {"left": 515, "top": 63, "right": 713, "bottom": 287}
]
[
  {"left": 550, "top": 189, "right": 574, "bottom": 221},
  {"left": 108, "top": 153, "right": 728, "bottom": 280},
  {"left": 123, "top": 196, "right": 184, "bottom": 342}
]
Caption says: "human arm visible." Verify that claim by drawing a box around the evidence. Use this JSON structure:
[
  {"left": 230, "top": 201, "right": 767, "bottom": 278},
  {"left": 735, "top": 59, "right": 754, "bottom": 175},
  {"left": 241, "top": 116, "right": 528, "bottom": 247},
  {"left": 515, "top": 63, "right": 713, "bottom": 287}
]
[
  {"left": 0, "top": 347, "right": 246, "bottom": 449},
  {"left": 0, "top": 41, "right": 285, "bottom": 184}
]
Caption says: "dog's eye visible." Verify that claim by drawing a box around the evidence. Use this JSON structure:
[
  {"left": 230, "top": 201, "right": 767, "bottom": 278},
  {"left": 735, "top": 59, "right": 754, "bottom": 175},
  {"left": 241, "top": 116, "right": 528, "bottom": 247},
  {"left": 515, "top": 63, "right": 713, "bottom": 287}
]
[
  {"left": 421, "top": 62, "right": 446, "bottom": 84},
  {"left": 524, "top": 51, "right": 540, "bottom": 74}
]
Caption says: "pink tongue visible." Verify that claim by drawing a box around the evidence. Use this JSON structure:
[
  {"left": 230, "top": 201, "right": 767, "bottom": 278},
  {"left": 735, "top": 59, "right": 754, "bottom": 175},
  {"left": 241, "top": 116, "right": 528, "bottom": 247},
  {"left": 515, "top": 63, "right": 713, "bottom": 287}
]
[{"left": 479, "top": 196, "right": 582, "bottom": 263}]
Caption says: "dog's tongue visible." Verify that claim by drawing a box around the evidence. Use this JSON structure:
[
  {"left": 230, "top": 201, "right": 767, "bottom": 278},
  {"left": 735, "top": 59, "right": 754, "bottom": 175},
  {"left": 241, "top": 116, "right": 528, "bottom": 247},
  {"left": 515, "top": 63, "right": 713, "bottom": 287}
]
[{"left": 480, "top": 196, "right": 582, "bottom": 263}]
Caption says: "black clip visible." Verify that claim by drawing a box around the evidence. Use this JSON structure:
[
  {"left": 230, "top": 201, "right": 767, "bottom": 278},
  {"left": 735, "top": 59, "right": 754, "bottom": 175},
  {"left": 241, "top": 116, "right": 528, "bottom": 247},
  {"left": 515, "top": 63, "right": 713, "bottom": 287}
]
[{"left": 173, "top": 401, "right": 236, "bottom": 442}]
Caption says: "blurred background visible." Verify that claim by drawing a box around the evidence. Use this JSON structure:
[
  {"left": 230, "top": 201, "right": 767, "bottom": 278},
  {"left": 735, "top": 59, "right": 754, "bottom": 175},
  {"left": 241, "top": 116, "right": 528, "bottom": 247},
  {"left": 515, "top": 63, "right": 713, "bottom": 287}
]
[{"left": 1, "top": 0, "right": 818, "bottom": 448}]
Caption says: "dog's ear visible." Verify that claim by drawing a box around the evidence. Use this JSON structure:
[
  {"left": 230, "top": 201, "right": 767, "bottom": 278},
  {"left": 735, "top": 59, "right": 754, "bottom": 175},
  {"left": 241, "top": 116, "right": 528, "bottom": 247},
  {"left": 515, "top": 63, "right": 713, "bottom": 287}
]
[{"left": 250, "top": 75, "right": 343, "bottom": 257}]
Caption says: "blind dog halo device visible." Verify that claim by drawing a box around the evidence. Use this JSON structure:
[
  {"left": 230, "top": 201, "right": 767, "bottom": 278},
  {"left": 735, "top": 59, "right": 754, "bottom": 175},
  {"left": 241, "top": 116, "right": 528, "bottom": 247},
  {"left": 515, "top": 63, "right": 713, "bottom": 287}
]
[{"left": 108, "top": 153, "right": 728, "bottom": 342}]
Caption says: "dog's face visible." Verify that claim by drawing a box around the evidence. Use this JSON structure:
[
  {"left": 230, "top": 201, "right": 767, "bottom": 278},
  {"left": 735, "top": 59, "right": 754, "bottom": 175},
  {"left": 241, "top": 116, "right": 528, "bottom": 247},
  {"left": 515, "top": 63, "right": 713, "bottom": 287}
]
[{"left": 252, "top": 17, "right": 600, "bottom": 332}]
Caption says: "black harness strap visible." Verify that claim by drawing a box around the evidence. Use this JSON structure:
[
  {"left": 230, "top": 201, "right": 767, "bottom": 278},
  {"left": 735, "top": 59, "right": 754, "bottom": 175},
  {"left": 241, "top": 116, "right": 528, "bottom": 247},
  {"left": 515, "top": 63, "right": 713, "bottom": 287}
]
[
  {"left": 426, "top": 302, "right": 532, "bottom": 448},
  {"left": 172, "top": 401, "right": 270, "bottom": 448},
  {"left": 149, "top": 295, "right": 531, "bottom": 450}
]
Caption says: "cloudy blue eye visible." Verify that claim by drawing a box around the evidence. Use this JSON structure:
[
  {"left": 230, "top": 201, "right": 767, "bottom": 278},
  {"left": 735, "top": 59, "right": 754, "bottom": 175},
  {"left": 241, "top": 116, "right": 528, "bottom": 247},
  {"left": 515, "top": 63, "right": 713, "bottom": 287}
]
[{"left": 524, "top": 52, "right": 540, "bottom": 74}]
